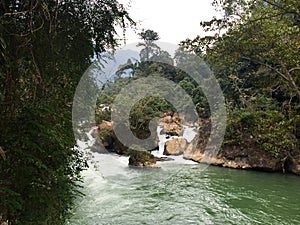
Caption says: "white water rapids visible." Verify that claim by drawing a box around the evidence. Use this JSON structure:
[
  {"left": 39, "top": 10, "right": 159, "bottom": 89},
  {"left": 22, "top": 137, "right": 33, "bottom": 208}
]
[
  {"left": 76, "top": 125, "right": 198, "bottom": 179},
  {"left": 68, "top": 126, "right": 300, "bottom": 225}
]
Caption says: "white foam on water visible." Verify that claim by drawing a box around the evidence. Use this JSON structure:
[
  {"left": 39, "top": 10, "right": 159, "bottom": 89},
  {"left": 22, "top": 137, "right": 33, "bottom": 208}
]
[
  {"left": 152, "top": 125, "right": 198, "bottom": 165},
  {"left": 77, "top": 124, "right": 198, "bottom": 182}
]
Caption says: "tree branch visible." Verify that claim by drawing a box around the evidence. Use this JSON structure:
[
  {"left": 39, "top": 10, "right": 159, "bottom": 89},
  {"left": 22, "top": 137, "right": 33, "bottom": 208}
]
[
  {"left": 240, "top": 56, "right": 289, "bottom": 82},
  {"left": 279, "top": 61, "right": 300, "bottom": 98},
  {"left": 289, "top": 67, "right": 300, "bottom": 73},
  {"left": 261, "top": 0, "right": 299, "bottom": 15}
]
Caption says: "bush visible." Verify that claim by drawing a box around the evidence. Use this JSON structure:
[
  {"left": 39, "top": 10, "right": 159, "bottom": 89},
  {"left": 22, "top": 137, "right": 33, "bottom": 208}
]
[{"left": 223, "top": 109, "right": 297, "bottom": 158}]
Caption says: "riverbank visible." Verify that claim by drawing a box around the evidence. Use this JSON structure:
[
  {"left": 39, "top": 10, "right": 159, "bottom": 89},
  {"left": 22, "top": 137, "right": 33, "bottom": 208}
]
[
  {"left": 96, "top": 112, "right": 300, "bottom": 176},
  {"left": 183, "top": 117, "right": 300, "bottom": 176},
  {"left": 184, "top": 144, "right": 300, "bottom": 176}
]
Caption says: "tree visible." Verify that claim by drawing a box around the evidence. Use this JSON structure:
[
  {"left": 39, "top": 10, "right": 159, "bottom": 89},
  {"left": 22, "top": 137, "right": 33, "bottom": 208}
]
[
  {"left": 137, "top": 29, "right": 160, "bottom": 62},
  {"left": 182, "top": 0, "right": 299, "bottom": 161},
  {"left": 184, "top": 0, "right": 300, "bottom": 100},
  {"left": 0, "top": 0, "right": 133, "bottom": 224}
]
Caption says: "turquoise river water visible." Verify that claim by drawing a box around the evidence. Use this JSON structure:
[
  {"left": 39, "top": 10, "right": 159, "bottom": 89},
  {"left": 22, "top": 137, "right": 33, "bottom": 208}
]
[
  {"left": 67, "top": 126, "right": 300, "bottom": 225},
  {"left": 67, "top": 153, "right": 300, "bottom": 225}
]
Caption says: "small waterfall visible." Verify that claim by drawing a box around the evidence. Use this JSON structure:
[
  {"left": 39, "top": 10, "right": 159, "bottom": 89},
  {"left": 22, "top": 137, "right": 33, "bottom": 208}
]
[
  {"left": 156, "top": 126, "right": 167, "bottom": 156},
  {"left": 182, "top": 125, "right": 197, "bottom": 142},
  {"left": 76, "top": 124, "right": 198, "bottom": 180},
  {"left": 152, "top": 125, "right": 198, "bottom": 164},
  {"left": 86, "top": 127, "right": 97, "bottom": 146}
]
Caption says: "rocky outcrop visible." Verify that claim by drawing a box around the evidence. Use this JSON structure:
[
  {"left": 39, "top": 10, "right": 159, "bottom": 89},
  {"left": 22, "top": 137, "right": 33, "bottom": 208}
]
[
  {"left": 183, "top": 116, "right": 300, "bottom": 175},
  {"left": 96, "top": 120, "right": 129, "bottom": 154},
  {"left": 97, "top": 120, "right": 159, "bottom": 154},
  {"left": 97, "top": 120, "right": 114, "bottom": 149},
  {"left": 159, "top": 112, "right": 183, "bottom": 136},
  {"left": 159, "top": 112, "right": 199, "bottom": 131},
  {"left": 163, "top": 123, "right": 183, "bottom": 136},
  {"left": 285, "top": 154, "right": 300, "bottom": 175},
  {"left": 221, "top": 146, "right": 285, "bottom": 171},
  {"left": 164, "top": 138, "right": 187, "bottom": 155},
  {"left": 184, "top": 146, "right": 283, "bottom": 171},
  {"left": 98, "top": 120, "right": 112, "bottom": 130},
  {"left": 183, "top": 134, "right": 300, "bottom": 175},
  {"left": 128, "top": 148, "right": 160, "bottom": 168},
  {"left": 184, "top": 128, "right": 283, "bottom": 171},
  {"left": 96, "top": 117, "right": 300, "bottom": 176}
]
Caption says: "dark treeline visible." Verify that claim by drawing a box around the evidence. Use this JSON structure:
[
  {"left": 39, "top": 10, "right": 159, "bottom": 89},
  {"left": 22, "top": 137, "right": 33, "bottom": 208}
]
[{"left": 0, "top": 1, "right": 133, "bottom": 224}]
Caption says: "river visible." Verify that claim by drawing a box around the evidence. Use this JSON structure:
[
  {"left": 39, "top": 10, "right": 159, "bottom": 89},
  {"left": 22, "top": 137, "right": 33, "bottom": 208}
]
[{"left": 67, "top": 128, "right": 300, "bottom": 225}]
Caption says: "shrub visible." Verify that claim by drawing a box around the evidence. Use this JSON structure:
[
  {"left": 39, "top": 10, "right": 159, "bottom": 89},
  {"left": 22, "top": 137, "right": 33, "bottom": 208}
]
[{"left": 223, "top": 109, "right": 297, "bottom": 158}]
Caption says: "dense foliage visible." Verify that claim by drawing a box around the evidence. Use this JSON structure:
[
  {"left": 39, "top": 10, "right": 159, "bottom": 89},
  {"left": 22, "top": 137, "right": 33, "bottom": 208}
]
[
  {"left": 182, "top": 0, "right": 299, "bottom": 160},
  {"left": 2, "top": 0, "right": 299, "bottom": 223},
  {"left": 96, "top": 30, "right": 212, "bottom": 148},
  {"left": 0, "top": 0, "right": 132, "bottom": 224}
]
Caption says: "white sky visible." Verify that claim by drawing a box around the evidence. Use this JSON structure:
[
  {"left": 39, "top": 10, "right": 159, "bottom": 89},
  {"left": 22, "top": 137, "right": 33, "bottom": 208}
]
[{"left": 118, "top": 0, "right": 220, "bottom": 45}]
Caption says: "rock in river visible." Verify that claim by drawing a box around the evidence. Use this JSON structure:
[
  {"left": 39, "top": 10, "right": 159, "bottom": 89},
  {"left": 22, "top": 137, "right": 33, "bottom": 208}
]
[
  {"left": 128, "top": 147, "right": 160, "bottom": 168},
  {"left": 164, "top": 138, "right": 187, "bottom": 155}
]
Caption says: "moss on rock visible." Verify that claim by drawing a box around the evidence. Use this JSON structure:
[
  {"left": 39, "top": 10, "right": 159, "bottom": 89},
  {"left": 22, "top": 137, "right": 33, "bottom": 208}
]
[{"left": 128, "top": 145, "right": 159, "bottom": 168}]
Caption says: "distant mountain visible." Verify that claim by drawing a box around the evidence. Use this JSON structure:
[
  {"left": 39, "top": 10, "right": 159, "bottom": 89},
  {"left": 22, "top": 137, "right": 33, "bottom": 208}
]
[{"left": 91, "top": 49, "right": 140, "bottom": 87}]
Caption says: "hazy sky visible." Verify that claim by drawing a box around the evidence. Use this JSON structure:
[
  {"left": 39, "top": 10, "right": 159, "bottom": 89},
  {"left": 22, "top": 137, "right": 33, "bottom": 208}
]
[{"left": 119, "top": 0, "right": 219, "bottom": 45}]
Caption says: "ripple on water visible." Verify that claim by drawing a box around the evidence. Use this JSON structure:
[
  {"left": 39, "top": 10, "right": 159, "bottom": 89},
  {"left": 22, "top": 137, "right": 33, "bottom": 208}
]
[
  {"left": 67, "top": 161, "right": 300, "bottom": 225},
  {"left": 69, "top": 126, "right": 300, "bottom": 225}
]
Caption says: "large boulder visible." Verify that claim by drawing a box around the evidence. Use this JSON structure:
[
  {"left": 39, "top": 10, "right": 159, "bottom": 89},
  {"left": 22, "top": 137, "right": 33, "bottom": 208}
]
[
  {"left": 128, "top": 147, "right": 160, "bottom": 168},
  {"left": 98, "top": 120, "right": 113, "bottom": 130},
  {"left": 183, "top": 136, "right": 200, "bottom": 160},
  {"left": 97, "top": 120, "right": 114, "bottom": 149},
  {"left": 96, "top": 120, "right": 129, "bottom": 154},
  {"left": 164, "top": 138, "right": 187, "bottom": 155}
]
